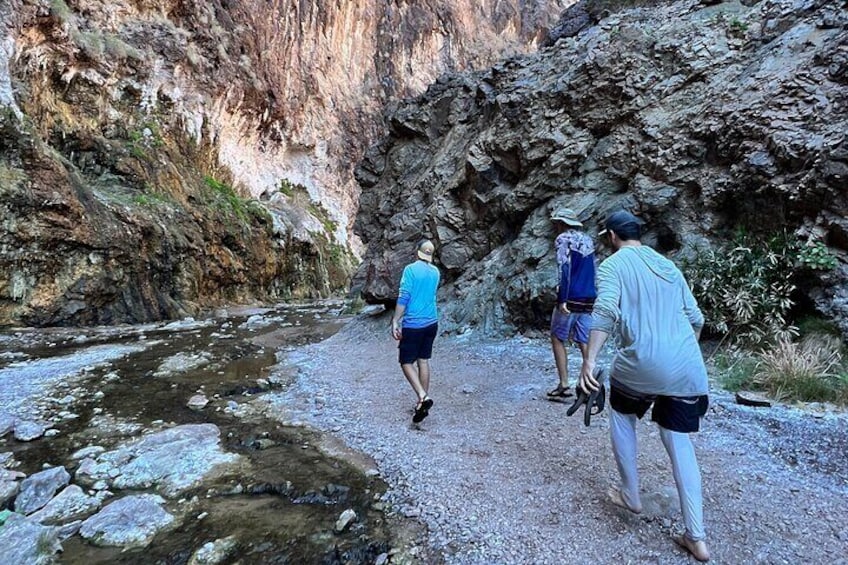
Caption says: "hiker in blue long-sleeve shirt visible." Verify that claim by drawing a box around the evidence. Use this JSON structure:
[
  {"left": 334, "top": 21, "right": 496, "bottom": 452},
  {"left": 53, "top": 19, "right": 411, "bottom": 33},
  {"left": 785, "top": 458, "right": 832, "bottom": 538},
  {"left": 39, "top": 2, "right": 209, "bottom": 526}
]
[
  {"left": 547, "top": 208, "right": 597, "bottom": 400},
  {"left": 391, "top": 239, "right": 440, "bottom": 424}
]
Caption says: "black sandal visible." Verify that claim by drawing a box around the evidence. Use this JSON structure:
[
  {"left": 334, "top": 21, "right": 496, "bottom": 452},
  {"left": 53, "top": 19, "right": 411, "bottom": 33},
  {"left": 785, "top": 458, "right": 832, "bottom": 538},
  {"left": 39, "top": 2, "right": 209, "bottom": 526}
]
[
  {"left": 412, "top": 397, "right": 433, "bottom": 423},
  {"left": 566, "top": 368, "right": 607, "bottom": 426},
  {"left": 546, "top": 386, "right": 574, "bottom": 398}
]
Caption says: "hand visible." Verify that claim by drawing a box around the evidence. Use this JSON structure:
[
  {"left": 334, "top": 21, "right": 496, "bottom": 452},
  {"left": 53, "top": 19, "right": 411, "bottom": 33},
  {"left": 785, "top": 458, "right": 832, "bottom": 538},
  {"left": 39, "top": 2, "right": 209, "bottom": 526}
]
[
  {"left": 579, "top": 359, "right": 599, "bottom": 393},
  {"left": 558, "top": 303, "right": 570, "bottom": 315},
  {"left": 391, "top": 320, "right": 402, "bottom": 341}
]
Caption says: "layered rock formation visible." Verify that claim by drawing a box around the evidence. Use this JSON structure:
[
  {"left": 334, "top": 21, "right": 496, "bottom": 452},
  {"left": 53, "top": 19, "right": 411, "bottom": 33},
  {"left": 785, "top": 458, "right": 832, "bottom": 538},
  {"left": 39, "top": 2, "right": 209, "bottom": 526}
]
[
  {"left": 0, "top": 0, "right": 568, "bottom": 325},
  {"left": 354, "top": 0, "right": 848, "bottom": 334}
]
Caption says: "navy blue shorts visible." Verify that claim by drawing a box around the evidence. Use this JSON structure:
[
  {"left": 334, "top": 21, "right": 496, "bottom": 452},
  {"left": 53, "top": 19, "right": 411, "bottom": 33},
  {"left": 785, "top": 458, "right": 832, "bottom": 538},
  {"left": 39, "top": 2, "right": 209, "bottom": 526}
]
[
  {"left": 398, "top": 323, "right": 438, "bottom": 365},
  {"left": 610, "top": 384, "right": 708, "bottom": 433}
]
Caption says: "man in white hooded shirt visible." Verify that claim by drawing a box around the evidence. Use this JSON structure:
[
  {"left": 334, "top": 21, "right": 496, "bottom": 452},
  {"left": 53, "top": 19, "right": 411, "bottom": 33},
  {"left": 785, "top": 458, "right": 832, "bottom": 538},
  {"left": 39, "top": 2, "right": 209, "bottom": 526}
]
[{"left": 579, "top": 210, "right": 711, "bottom": 562}]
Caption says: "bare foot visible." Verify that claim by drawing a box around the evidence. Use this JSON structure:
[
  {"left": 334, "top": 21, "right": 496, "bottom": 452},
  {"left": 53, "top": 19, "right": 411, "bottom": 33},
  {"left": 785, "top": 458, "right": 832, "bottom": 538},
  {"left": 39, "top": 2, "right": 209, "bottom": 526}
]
[
  {"left": 607, "top": 487, "right": 642, "bottom": 514},
  {"left": 674, "top": 535, "right": 710, "bottom": 562}
]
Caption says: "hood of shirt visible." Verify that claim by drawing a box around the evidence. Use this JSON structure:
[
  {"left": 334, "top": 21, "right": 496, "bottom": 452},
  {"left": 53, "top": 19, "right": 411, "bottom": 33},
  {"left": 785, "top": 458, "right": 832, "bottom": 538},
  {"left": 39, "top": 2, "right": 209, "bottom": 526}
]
[{"left": 627, "top": 246, "right": 677, "bottom": 283}]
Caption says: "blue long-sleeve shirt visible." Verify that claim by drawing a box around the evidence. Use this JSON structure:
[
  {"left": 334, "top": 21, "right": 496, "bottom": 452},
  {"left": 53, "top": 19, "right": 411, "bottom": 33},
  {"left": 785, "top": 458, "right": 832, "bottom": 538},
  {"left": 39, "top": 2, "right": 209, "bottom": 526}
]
[
  {"left": 397, "top": 260, "right": 440, "bottom": 329},
  {"left": 556, "top": 230, "right": 597, "bottom": 304}
]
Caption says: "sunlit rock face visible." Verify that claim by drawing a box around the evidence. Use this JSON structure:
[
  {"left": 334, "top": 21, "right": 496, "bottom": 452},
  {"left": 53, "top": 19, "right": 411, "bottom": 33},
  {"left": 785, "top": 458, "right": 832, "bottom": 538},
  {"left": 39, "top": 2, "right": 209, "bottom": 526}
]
[
  {"left": 0, "top": 0, "right": 568, "bottom": 325},
  {"left": 353, "top": 0, "right": 848, "bottom": 335}
]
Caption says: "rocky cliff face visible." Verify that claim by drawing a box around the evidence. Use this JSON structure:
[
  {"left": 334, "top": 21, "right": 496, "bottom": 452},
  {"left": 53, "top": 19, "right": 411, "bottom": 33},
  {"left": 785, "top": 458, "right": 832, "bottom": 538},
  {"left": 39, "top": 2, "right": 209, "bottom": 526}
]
[
  {"left": 354, "top": 0, "right": 848, "bottom": 334},
  {"left": 0, "top": 0, "right": 568, "bottom": 325}
]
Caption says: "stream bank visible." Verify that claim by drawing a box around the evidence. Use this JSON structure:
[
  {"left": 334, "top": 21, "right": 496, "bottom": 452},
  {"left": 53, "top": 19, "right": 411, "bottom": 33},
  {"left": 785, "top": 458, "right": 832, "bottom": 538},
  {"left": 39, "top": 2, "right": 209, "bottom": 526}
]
[{"left": 0, "top": 302, "right": 426, "bottom": 564}]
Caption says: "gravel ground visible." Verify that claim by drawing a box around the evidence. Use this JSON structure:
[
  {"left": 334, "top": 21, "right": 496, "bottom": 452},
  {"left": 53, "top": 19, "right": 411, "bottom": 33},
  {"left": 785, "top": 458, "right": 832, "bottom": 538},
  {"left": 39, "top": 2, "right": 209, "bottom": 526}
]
[{"left": 269, "top": 314, "right": 848, "bottom": 564}]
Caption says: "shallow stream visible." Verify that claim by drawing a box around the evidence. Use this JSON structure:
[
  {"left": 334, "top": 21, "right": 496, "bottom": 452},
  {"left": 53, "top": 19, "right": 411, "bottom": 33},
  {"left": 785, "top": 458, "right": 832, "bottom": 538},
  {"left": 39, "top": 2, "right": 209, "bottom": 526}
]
[{"left": 0, "top": 302, "right": 406, "bottom": 564}]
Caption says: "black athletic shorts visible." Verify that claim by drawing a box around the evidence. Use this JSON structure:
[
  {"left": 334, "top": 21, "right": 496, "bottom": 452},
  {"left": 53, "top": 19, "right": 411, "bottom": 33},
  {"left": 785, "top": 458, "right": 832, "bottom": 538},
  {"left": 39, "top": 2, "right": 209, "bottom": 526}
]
[
  {"left": 398, "top": 323, "right": 438, "bottom": 365},
  {"left": 610, "top": 381, "right": 709, "bottom": 433}
]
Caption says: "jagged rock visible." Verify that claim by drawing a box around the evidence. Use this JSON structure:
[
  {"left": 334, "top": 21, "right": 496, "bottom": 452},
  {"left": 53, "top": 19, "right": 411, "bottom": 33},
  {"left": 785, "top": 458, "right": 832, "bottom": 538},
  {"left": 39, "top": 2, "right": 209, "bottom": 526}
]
[
  {"left": 1, "top": 0, "right": 558, "bottom": 327},
  {"left": 75, "top": 424, "right": 239, "bottom": 497},
  {"left": 735, "top": 391, "right": 773, "bottom": 408},
  {"left": 542, "top": 3, "right": 593, "bottom": 47},
  {"left": 14, "top": 466, "right": 71, "bottom": 515},
  {"left": 28, "top": 485, "right": 107, "bottom": 525},
  {"left": 0, "top": 480, "right": 19, "bottom": 508},
  {"left": 13, "top": 421, "right": 45, "bottom": 442},
  {"left": 0, "top": 412, "right": 14, "bottom": 437},
  {"left": 334, "top": 508, "right": 357, "bottom": 533},
  {"left": 55, "top": 520, "right": 83, "bottom": 541},
  {"left": 79, "top": 494, "right": 175, "bottom": 548},
  {"left": 0, "top": 513, "right": 62, "bottom": 564},
  {"left": 188, "top": 536, "right": 238, "bottom": 565},
  {"left": 354, "top": 0, "right": 848, "bottom": 335},
  {"left": 0, "top": 451, "right": 15, "bottom": 467}
]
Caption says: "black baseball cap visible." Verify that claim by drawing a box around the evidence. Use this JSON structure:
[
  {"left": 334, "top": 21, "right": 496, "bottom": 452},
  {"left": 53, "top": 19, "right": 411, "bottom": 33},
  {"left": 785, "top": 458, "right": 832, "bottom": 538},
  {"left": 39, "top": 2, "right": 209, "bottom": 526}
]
[{"left": 599, "top": 210, "right": 645, "bottom": 237}]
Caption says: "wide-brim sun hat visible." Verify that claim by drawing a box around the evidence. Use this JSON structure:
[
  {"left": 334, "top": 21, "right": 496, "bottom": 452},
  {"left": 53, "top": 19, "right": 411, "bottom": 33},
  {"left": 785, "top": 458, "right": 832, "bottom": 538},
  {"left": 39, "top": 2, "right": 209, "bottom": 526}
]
[
  {"left": 550, "top": 208, "right": 583, "bottom": 227},
  {"left": 417, "top": 242, "right": 435, "bottom": 262}
]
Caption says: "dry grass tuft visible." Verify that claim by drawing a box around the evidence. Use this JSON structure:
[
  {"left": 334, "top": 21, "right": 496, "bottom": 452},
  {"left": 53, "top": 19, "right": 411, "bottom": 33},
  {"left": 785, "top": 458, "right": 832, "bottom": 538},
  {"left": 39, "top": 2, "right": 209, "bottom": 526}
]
[{"left": 754, "top": 335, "right": 847, "bottom": 403}]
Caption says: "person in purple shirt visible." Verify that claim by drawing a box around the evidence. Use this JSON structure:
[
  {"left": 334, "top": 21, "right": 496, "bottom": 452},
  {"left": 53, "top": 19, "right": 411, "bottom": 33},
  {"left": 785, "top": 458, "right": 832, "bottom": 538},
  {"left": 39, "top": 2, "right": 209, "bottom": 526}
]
[
  {"left": 391, "top": 239, "right": 441, "bottom": 423},
  {"left": 547, "top": 208, "right": 597, "bottom": 399}
]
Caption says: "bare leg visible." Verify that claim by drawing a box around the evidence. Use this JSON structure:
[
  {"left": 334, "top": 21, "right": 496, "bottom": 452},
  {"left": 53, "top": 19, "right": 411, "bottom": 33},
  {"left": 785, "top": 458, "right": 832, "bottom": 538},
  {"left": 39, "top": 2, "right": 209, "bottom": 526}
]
[
  {"left": 401, "top": 363, "right": 426, "bottom": 402},
  {"left": 610, "top": 409, "right": 643, "bottom": 512},
  {"left": 417, "top": 359, "right": 431, "bottom": 397},
  {"left": 551, "top": 335, "right": 569, "bottom": 389}
]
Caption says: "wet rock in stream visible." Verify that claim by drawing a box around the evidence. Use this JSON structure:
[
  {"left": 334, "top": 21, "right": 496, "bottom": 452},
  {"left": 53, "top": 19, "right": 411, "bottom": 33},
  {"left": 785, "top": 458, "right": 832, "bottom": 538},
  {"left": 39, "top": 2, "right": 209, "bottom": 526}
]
[
  {"left": 27, "top": 485, "right": 108, "bottom": 525},
  {"left": 0, "top": 412, "right": 14, "bottom": 436},
  {"left": 154, "top": 352, "right": 213, "bottom": 378},
  {"left": 14, "top": 466, "right": 71, "bottom": 515},
  {"left": 75, "top": 424, "right": 239, "bottom": 497},
  {"left": 188, "top": 393, "right": 210, "bottom": 410},
  {"left": 0, "top": 513, "right": 62, "bottom": 564},
  {"left": 12, "top": 420, "right": 46, "bottom": 442},
  {"left": 0, "top": 479, "right": 19, "bottom": 507},
  {"left": 79, "top": 494, "right": 176, "bottom": 548},
  {"left": 188, "top": 535, "right": 238, "bottom": 565}
]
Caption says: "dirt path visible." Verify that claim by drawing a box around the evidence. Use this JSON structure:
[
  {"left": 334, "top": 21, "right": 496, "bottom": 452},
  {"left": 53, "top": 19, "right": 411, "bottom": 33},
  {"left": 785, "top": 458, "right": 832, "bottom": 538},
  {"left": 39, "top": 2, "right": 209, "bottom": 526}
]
[{"left": 267, "top": 314, "right": 848, "bottom": 564}]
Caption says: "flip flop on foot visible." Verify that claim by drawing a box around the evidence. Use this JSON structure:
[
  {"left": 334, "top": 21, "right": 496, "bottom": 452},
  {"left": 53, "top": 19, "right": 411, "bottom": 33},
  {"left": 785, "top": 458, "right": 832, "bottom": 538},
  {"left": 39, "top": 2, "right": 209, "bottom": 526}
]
[
  {"left": 673, "top": 535, "right": 710, "bottom": 562},
  {"left": 412, "top": 397, "right": 433, "bottom": 423},
  {"left": 546, "top": 386, "right": 574, "bottom": 399},
  {"left": 607, "top": 487, "right": 642, "bottom": 514}
]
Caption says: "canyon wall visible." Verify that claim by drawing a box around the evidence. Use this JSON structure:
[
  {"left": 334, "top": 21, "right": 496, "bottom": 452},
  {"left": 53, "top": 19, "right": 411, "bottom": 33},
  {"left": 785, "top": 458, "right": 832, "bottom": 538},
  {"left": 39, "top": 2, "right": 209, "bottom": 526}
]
[
  {"left": 0, "top": 0, "right": 568, "bottom": 325},
  {"left": 353, "top": 0, "right": 848, "bottom": 334}
]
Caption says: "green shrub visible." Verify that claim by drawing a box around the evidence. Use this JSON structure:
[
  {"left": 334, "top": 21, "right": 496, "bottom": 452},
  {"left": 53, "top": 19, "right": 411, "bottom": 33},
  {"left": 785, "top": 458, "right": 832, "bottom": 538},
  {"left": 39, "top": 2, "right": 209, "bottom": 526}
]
[
  {"left": 50, "top": 0, "right": 73, "bottom": 23},
  {"left": 680, "top": 231, "right": 837, "bottom": 346},
  {"left": 203, "top": 176, "right": 270, "bottom": 227},
  {"left": 712, "top": 350, "right": 758, "bottom": 392},
  {"left": 307, "top": 202, "right": 338, "bottom": 234}
]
